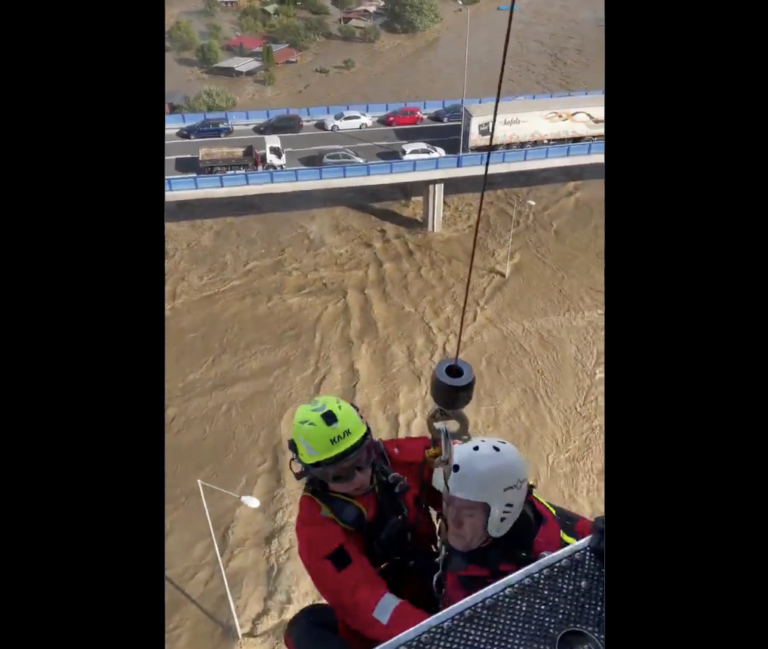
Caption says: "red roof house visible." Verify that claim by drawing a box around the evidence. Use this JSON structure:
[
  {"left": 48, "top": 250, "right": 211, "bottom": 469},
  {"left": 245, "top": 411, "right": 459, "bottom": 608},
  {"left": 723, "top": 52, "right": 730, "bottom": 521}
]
[
  {"left": 272, "top": 47, "right": 299, "bottom": 65},
  {"left": 225, "top": 35, "right": 267, "bottom": 51}
]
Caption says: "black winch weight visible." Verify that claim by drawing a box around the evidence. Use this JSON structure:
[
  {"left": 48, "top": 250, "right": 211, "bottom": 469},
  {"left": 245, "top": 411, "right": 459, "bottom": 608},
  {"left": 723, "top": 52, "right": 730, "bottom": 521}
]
[{"left": 430, "top": 358, "right": 475, "bottom": 411}]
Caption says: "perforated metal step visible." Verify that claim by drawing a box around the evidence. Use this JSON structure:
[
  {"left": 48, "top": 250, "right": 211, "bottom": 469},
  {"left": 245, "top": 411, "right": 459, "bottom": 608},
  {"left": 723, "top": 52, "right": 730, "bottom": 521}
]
[{"left": 376, "top": 537, "right": 604, "bottom": 649}]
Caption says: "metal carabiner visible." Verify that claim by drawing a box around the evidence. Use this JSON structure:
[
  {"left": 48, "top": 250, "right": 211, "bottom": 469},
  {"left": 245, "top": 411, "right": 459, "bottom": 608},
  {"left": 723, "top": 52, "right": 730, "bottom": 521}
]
[{"left": 426, "top": 406, "right": 472, "bottom": 444}]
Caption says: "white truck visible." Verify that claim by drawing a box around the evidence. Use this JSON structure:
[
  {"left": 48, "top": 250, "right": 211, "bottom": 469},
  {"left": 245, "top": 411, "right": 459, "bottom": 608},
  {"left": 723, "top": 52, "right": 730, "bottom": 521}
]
[
  {"left": 461, "top": 95, "right": 604, "bottom": 152},
  {"left": 197, "top": 135, "right": 287, "bottom": 174}
]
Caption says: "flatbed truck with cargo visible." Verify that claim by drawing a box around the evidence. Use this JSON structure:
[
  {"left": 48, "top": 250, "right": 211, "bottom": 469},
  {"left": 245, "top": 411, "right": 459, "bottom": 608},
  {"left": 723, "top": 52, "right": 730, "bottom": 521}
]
[{"left": 197, "top": 135, "right": 287, "bottom": 174}]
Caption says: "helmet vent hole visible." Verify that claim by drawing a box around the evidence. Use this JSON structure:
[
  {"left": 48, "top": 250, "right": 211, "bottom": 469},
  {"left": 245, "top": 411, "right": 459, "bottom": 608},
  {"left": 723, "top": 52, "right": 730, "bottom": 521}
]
[
  {"left": 480, "top": 439, "right": 486, "bottom": 442},
  {"left": 500, "top": 516, "right": 507, "bottom": 523},
  {"left": 472, "top": 445, "right": 479, "bottom": 451},
  {"left": 492, "top": 445, "right": 500, "bottom": 452},
  {"left": 320, "top": 410, "right": 339, "bottom": 427},
  {"left": 505, "top": 503, "right": 515, "bottom": 508},
  {"left": 452, "top": 463, "right": 461, "bottom": 473},
  {"left": 498, "top": 440, "right": 507, "bottom": 444}
]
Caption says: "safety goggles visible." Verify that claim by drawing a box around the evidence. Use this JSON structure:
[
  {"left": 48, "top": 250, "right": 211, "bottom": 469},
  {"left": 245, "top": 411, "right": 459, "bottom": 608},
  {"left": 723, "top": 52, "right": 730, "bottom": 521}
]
[{"left": 308, "top": 434, "right": 377, "bottom": 484}]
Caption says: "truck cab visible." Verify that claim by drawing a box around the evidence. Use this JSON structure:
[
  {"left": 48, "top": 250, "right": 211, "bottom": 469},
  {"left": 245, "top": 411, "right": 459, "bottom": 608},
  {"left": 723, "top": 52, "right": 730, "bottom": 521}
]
[{"left": 262, "top": 135, "right": 286, "bottom": 170}]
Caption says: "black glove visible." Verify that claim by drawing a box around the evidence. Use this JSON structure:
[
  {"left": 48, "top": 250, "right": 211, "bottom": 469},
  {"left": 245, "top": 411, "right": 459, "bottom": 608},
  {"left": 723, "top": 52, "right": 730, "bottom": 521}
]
[
  {"left": 589, "top": 515, "right": 604, "bottom": 563},
  {"left": 388, "top": 472, "right": 411, "bottom": 494}
]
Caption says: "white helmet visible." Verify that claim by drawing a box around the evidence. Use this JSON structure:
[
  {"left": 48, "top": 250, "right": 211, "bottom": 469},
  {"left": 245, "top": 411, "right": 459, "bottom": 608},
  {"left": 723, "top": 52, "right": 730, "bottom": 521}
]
[{"left": 433, "top": 437, "right": 529, "bottom": 538}]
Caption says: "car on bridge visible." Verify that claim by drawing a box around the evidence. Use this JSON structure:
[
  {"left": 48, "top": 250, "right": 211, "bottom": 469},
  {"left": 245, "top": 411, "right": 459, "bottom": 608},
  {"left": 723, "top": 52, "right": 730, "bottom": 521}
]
[
  {"left": 255, "top": 113, "right": 304, "bottom": 135},
  {"left": 381, "top": 107, "right": 424, "bottom": 127},
  {"left": 322, "top": 110, "right": 373, "bottom": 131},
  {"left": 431, "top": 104, "right": 464, "bottom": 123},
  {"left": 313, "top": 148, "right": 367, "bottom": 166},
  {"left": 399, "top": 142, "right": 445, "bottom": 161},
  {"left": 177, "top": 118, "right": 234, "bottom": 139}
]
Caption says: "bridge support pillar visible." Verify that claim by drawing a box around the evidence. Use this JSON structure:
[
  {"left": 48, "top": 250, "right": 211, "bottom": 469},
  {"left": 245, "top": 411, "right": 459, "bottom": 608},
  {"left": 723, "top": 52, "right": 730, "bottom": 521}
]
[{"left": 422, "top": 182, "right": 444, "bottom": 233}]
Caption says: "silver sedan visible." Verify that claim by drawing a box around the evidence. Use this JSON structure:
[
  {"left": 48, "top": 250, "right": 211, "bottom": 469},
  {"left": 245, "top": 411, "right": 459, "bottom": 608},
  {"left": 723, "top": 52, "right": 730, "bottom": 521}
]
[{"left": 315, "top": 148, "right": 367, "bottom": 166}]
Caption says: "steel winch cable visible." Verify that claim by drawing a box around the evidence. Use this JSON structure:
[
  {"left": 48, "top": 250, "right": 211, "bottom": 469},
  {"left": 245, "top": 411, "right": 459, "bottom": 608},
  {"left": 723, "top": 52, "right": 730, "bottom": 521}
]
[{"left": 453, "top": 5, "right": 519, "bottom": 365}]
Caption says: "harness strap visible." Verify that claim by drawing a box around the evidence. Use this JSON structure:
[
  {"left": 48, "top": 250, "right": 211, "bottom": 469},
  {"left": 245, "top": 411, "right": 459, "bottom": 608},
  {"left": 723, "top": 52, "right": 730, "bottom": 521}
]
[
  {"left": 531, "top": 490, "right": 578, "bottom": 546},
  {"left": 303, "top": 490, "right": 367, "bottom": 533},
  {"left": 303, "top": 443, "right": 413, "bottom": 568}
]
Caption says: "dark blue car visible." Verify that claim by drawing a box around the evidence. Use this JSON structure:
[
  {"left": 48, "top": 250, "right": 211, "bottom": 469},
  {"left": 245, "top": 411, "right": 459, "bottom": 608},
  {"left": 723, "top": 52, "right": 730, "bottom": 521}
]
[
  {"left": 432, "top": 104, "right": 464, "bottom": 123},
  {"left": 177, "top": 118, "right": 234, "bottom": 140}
]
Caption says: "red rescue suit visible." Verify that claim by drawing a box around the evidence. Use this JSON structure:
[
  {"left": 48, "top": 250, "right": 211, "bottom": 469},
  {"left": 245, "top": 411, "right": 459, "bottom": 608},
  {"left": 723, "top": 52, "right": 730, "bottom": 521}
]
[
  {"left": 442, "top": 490, "right": 593, "bottom": 608},
  {"left": 290, "top": 437, "right": 442, "bottom": 649}
]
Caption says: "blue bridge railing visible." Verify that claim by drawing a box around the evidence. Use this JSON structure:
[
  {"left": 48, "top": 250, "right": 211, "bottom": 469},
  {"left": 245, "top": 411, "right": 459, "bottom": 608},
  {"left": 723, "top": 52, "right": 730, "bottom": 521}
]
[{"left": 165, "top": 90, "right": 605, "bottom": 129}]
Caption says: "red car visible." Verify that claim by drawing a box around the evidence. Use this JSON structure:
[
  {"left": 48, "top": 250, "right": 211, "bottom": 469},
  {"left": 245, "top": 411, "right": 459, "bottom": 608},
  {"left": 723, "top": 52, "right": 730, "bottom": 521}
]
[{"left": 382, "top": 107, "right": 424, "bottom": 126}]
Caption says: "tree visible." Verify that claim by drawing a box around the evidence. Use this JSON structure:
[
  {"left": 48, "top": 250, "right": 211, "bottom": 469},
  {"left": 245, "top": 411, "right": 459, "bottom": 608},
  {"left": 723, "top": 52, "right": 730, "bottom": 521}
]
[
  {"left": 185, "top": 86, "right": 237, "bottom": 112},
  {"left": 304, "top": 17, "right": 332, "bottom": 39},
  {"left": 196, "top": 40, "right": 221, "bottom": 67},
  {"left": 343, "top": 58, "right": 356, "bottom": 70},
  {"left": 239, "top": 16, "right": 264, "bottom": 33},
  {"left": 262, "top": 43, "right": 275, "bottom": 68},
  {"left": 269, "top": 18, "right": 312, "bottom": 51},
  {"left": 167, "top": 20, "right": 199, "bottom": 53},
  {"left": 302, "top": 0, "right": 331, "bottom": 15},
  {"left": 238, "top": 5, "right": 265, "bottom": 33},
  {"left": 385, "top": 0, "right": 442, "bottom": 34},
  {"left": 206, "top": 22, "right": 223, "bottom": 41},
  {"left": 203, "top": 0, "right": 219, "bottom": 16},
  {"left": 338, "top": 24, "right": 356, "bottom": 41},
  {"left": 262, "top": 70, "right": 276, "bottom": 86},
  {"left": 361, "top": 24, "right": 381, "bottom": 42},
  {"left": 332, "top": 0, "right": 355, "bottom": 9},
  {"left": 276, "top": 4, "right": 297, "bottom": 18}
]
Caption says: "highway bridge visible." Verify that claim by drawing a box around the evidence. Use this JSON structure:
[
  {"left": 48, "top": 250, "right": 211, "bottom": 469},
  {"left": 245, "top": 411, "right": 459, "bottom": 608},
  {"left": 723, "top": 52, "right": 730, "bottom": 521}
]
[
  {"left": 165, "top": 91, "right": 605, "bottom": 232},
  {"left": 164, "top": 121, "right": 460, "bottom": 177}
]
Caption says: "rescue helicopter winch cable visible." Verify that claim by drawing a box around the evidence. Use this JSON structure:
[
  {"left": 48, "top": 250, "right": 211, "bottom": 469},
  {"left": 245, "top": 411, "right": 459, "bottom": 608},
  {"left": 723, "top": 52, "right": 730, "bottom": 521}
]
[{"left": 453, "top": 4, "right": 519, "bottom": 366}]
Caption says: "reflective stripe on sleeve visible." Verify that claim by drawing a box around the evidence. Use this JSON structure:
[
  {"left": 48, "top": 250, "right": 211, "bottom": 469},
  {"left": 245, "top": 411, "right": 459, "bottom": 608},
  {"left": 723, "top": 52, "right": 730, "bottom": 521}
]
[{"left": 372, "top": 592, "right": 403, "bottom": 625}]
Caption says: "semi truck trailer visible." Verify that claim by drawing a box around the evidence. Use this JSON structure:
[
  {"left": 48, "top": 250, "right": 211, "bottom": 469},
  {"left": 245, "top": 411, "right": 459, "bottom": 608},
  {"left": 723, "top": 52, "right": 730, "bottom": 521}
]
[{"left": 461, "top": 95, "right": 604, "bottom": 152}]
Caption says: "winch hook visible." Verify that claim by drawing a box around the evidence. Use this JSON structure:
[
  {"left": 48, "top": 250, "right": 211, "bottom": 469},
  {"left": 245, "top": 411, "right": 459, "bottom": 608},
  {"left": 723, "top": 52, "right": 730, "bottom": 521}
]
[
  {"left": 427, "top": 357, "right": 475, "bottom": 599},
  {"left": 426, "top": 358, "right": 476, "bottom": 466}
]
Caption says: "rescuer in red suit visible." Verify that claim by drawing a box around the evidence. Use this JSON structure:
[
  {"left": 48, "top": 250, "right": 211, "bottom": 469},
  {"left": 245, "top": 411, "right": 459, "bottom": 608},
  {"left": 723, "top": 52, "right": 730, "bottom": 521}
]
[
  {"left": 431, "top": 437, "right": 604, "bottom": 608},
  {"left": 282, "top": 396, "right": 443, "bottom": 649}
]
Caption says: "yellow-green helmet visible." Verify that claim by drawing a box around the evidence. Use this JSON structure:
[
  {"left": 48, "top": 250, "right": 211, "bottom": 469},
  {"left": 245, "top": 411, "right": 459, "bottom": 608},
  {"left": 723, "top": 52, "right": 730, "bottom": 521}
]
[{"left": 291, "top": 396, "right": 369, "bottom": 465}]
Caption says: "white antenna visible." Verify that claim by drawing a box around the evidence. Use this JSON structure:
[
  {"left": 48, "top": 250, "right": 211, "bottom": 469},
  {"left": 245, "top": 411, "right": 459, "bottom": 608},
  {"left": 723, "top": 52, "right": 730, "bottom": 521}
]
[
  {"left": 504, "top": 199, "right": 536, "bottom": 278},
  {"left": 197, "top": 479, "right": 261, "bottom": 641}
]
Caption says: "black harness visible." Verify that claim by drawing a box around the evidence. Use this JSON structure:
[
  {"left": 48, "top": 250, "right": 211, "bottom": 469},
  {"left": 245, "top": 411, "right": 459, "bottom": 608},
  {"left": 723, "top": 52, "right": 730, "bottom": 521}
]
[
  {"left": 446, "top": 490, "right": 584, "bottom": 595},
  {"left": 304, "top": 442, "right": 439, "bottom": 611}
]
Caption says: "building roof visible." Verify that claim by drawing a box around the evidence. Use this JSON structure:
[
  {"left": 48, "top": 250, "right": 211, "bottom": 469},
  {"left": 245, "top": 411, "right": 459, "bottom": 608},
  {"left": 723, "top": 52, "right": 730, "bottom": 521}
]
[
  {"left": 213, "top": 56, "right": 253, "bottom": 68},
  {"left": 252, "top": 43, "right": 287, "bottom": 54},
  {"left": 232, "top": 59, "right": 263, "bottom": 73},
  {"left": 213, "top": 56, "right": 263, "bottom": 73},
  {"left": 272, "top": 46, "right": 298, "bottom": 64},
  {"left": 225, "top": 34, "right": 267, "bottom": 50}
]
